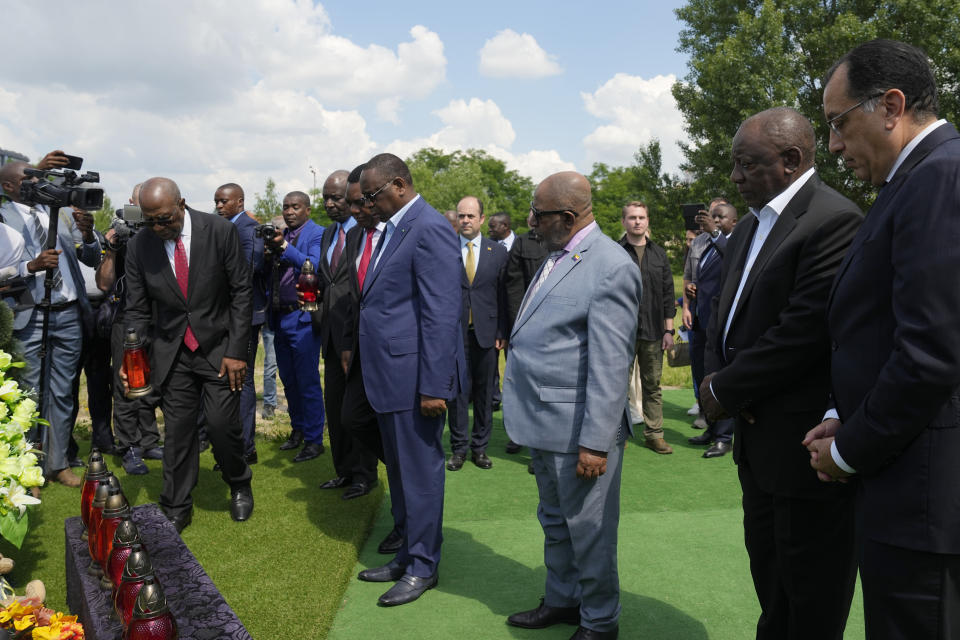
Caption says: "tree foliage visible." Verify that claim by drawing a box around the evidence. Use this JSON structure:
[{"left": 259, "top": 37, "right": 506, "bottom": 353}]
[
  {"left": 406, "top": 148, "right": 535, "bottom": 233},
  {"left": 93, "top": 195, "right": 114, "bottom": 232},
  {"left": 673, "top": 0, "right": 960, "bottom": 211},
  {"left": 252, "top": 178, "right": 281, "bottom": 223}
]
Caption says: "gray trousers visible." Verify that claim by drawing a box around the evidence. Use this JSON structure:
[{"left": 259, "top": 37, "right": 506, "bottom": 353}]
[{"left": 531, "top": 442, "right": 624, "bottom": 632}]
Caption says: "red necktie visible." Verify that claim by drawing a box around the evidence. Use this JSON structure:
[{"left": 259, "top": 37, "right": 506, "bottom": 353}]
[
  {"left": 174, "top": 236, "right": 199, "bottom": 351},
  {"left": 357, "top": 228, "right": 376, "bottom": 290},
  {"left": 330, "top": 226, "right": 346, "bottom": 271}
]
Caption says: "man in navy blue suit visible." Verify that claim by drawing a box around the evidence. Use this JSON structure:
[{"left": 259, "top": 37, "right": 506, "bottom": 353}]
[
  {"left": 354, "top": 153, "right": 464, "bottom": 606},
  {"left": 807, "top": 39, "right": 960, "bottom": 638},
  {"left": 215, "top": 183, "right": 264, "bottom": 464},
  {"left": 687, "top": 202, "right": 737, "bottom": 458},
  {"left": 263, "top": 191, "right": 326, "bottom": 462},
  {"left": 446, "top": 195, "right": 508, "bottom": 472}
]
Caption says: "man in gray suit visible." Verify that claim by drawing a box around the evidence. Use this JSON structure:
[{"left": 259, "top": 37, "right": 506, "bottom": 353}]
[{"left": 503, "top": 171, "right": 641, "bottom": 640}]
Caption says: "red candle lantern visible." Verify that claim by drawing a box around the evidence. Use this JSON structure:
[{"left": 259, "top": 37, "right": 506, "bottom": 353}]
[
  {"left": 115, "top": 549, "right": 154, "bottom": 627},
  {"left": 81, "top": 454, "right": 109, "bottom": 534},
  {"left": 123, "top": 328, "right": 153, "bottom": 398},
  {"left": 123, "top": 579, "right": 178, "bottom": 640},
  {"left": 106, "top": 520, "right": 141, "bottom": 596},
  {"left": 87, "top": 476, "right": 115, "bottom": 576},
  {"left": 97, "top": 490, "right": 131, "bottom": 576},
  {"left": 298, "top": 258, "right": 319, "bottom": 311}
]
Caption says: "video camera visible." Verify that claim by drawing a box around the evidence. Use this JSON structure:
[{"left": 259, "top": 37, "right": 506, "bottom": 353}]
[
  {"left": 108, "top": 204, "right": 145, "bottom": 250},
  {"left": 255, "top": 223, "right": 283, "bottom": 253},
  {"left": 20, "top": 156, "right": 104, "bottom": 211}
]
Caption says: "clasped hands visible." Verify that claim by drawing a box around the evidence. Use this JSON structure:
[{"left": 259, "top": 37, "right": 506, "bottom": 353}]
[{"left": 802, "top": 418, "right": 852, "bottom": 483}]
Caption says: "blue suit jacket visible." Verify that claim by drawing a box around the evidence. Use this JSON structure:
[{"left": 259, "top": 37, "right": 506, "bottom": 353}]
[
  {"left": 358, "top": 197, "right": 465, "bottom": 413},
  {"left": 502, "top": 226, "right": 642, "bottom": 454},
  {"left": 459, "top": 236, "right": 508, "bottom": 349},
  {"left": 233, "top": 213, "right": 266, "bottom": 326},
  {"left": 694, "top": 233, "right": 727, "bottom": 330},
  {"left": 262, "top": 219, "right": 324, "bottom": 329},
  {"left": 829, "top": 122, "right": 960, "bottom": 554}
]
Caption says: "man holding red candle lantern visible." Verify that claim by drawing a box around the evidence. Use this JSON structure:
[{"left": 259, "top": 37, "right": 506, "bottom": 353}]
[{"left": 122, "top": 177, "right": 254, "bottom": 532}]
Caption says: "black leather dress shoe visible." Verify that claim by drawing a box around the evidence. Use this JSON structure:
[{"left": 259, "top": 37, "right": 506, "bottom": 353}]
[
  {"left": 279, "top": 431, "right": 304, "bottom": 451},
  {"left": 570, "top": 625, "right": 619, "bottom": 639},
  {"left": 320, "top": 476, "right": 350, "bottom": 489},
  {"left": 472, "top": 451, "right": 493, "bottom": 469},
  {"left": 377, "top": 527, "right": 404, "bottom": 554},
  {"left": 703, "top": 441, "right": 731, "bottom": 458},
  {"left": 446, "top": 453, "right": 465, "bottom": 471},
  {"left": 505, "top": 440, "right": 522, "bottom": 454},
  {"left": 292, "top": 442, "right": 324, "bottom": 462},
  {"left": 165, "top": 509, "right": 193, "bottom": 534},
  {"left": 688, "top": 433, "right": 712, "bottom": 445},
  {"left": 198, "top": 438, "right": 210, "bottom": 453},
  {"left": 507, "top": 598, "right": 580, "bottom": 629},
  {"left": 343, "top": 480, "right": 377, "bottom": 500},
  {"left": 230, "top": 485, "right": 254, "bottom": 521},
  {"left": 378, "top": 573, "right": 437, "bottom": 606},
  {"left": 68, "top": 457, "right": 85, "bottom": 468},
  {"left": 358, "top": 559, "right": 405, "bottom": 582}
]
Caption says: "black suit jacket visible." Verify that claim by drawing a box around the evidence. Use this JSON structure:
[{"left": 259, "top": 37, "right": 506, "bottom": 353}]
[
  {"left": 503, "top": 230, "right": 547, "bottom": 331},
  {"left": 693, "top": 233, "right": 727, "bottom": 330},
  {"left": 705, "top": 174, "right": 863, "bottom": 495},
  {"left": 124, "top": 209, "right": 252, "bottom": 385},
  {"left": 340, "top": 224, "right": 369, "bottom": 376},
  {"left": 319, "top": 221, "right": 362, "bottom": 359},
  {"left": 829, "top": 122, "right": 960, "bottom": 554},
  {"left": 234, "top": 212, "right": 266, "bottom": 326},
  {"left": 459, "top": 236, "right": 508, "bottom": 349}
]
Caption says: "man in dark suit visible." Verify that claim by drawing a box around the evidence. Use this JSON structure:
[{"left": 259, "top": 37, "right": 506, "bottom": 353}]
[
  {"left": 446, "top": 195, "right": 508, "bottom": 471},
  {"left": 263, "top": 192, "right": 326, "bottom": 462},
  {"left": 214, "top": 183, "right": 264, "bottom": 465},
  {"left": 699, "top": 107, "right": 863, "bottom": 639},
  {"left": 806, "top": 39, "right": 960, "bottom": 638},
  {"left": 686, "top": 203, "right": 737, "bottom": 458},
  {"left": 354, "top": 153, "right": 464, "bottom": 607},
  {"left": 123, "top": 177, "right": 253, "bottom": 532},
  {"left": 316, "top": 169, "right": 378, "bottom": 499}
]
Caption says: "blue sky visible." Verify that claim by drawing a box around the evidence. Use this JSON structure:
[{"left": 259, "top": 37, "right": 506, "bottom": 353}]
[{"left": 0, "top": 0, "right": 691, "bottom": 206}]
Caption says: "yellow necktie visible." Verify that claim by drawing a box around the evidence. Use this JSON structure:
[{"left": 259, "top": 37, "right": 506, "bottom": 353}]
[{"left": 466, "top": 241, "right": 476, "bottom": 325}]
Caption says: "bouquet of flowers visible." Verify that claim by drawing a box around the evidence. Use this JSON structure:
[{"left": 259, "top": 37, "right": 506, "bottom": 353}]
[
  {"left": 0, "top": 350, "right": 45, "bottom": 549},
  {"left": 0, "top": 599, "right": 84, "bottom": 639}
]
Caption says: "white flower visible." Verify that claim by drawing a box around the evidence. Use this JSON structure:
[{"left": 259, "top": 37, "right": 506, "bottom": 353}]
[
  {"left": 3, "top": 484, "right": 41, "bottom": 517},
  {"left": 0, "top": 380, "right": 19, "bottom": 403}
]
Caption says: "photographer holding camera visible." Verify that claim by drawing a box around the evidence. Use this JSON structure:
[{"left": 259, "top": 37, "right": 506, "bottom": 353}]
[
  {"left": 0, "top": 155, "right": 102, "bottom": 488},
  {"left": 96, "top": 183, "right": 163, "bottom": 475}
]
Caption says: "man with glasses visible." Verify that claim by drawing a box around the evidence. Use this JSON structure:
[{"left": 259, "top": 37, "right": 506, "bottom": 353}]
[
  {"left": 699, "top": 107, "right": 862, "bottom": 639},
  {"left": 503, "top": 171, "right": 641, "bottom": 640},
  {"left": 805, "top": 39, "right": 960, "bottom": 637},
  {"left": 353, "top": 153, "right": 464, "bottom": 607},
  {"left": 123, "top": 177, "right": 253, "bottom": 533}
]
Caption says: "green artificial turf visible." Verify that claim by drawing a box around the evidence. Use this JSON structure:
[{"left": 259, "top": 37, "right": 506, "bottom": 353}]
[{"left": 330, "top": 389, "right": 866, "bottom": 640}]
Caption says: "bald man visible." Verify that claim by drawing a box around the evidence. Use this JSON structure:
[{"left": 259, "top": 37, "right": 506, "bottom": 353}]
[
  {"left": 123, "top": 177, "right": 253, "bottom": 532},
  {"left": 503, "top": 171, "right": 641, "bottom": 640},
  {"left": 699, "top": 107, "right": 863, "bottom": 639}
]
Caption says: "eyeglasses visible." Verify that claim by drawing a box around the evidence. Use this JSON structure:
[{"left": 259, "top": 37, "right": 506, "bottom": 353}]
[
  {"left": 826, "top": 92, "right": 885, "bottom": 137},
  {"left": 143, "top": 215, "right": 176, "bottom": 228},
  {"left": 361, "top": 179, "right": 396, "bottom": 205},
  {"left": 529, "top": 204, "right": 579, "bottom": 222}
]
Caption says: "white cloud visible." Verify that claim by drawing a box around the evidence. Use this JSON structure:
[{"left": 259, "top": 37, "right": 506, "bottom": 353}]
[
  {"left": 478, "top": 29, "right": 563, "bottom": 79},
  {"left": 581, "top": 73, "right": 687, "bottom": 175},
  {"left": 385, "top": 98, "right": 574, "bottom": 183}
]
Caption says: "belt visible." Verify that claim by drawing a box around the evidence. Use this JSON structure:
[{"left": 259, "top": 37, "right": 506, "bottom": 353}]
[
  {"left": 275, "top": 304, "right": 300, "bottom": 315},
  {"left": 39, "top": 299, "right": 79, "bottom": 312}
]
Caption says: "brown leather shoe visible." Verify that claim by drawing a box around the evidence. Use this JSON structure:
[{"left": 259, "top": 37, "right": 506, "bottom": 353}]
[
  {"left": 643, "top": 438, "right": 674, "bottom": 455},
  {"left": 52, "top": 468, "right": 82, "bottom": 487}
]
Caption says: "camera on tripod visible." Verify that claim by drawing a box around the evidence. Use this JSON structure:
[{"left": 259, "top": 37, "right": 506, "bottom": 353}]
[{"left": 20, "top": 156, "right": 104, "bottom": 211}]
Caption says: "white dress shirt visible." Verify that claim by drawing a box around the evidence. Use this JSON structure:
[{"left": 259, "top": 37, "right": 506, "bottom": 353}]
[
  {"left": 460, "top": 234, "right": 482, "bottom": 271},
  {"left": 498, "top": 230, "right": 516, "bottom": 252},
  {"left": 372, "top": 195, "right": 420, "bottom": 271},
  {"left": 355, "top": 221, "right": 387, "bottom": 270},
  {"left": 163, "top": 208, "right": 192, "bottom": 275}
]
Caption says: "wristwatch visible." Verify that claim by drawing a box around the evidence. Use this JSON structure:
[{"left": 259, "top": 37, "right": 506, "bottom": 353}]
[{"left": 664, "top": 329, "right": 675, "bottom": 335}]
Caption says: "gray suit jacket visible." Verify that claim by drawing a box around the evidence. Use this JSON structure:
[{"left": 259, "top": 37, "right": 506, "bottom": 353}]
[{"left": 502, "top": 226, "right": 642, "bottom": 454}]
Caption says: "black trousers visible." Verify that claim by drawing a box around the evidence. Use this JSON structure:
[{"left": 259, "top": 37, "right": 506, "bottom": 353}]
[
  {"left": 70, "top": 324, "right": 114, "bottom": 454},
  {"left": 341, "top": 354, "right": 383, "bottom": 463},
  {"left": 111, "top": 317, "right": 160, "bottom": 451},
  {"left": 861, "top": 538, "right": 960, "bottom": 639},
  {"left": 324, "top": 350, "right": 377, "bottom": 485},
  {"left": 159, "top": 344, "right": 252, "bottom": 518},
  {"left": 448, "top": 327, "right": 497, "bottom": 454},
  {"left": 739, "top": 463, "right": 858, "bottom": 640}
]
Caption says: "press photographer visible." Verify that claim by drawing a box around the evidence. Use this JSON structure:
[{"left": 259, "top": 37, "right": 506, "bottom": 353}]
[
  {"left": 96, "top": 183, "right": 163, "bottom": 475},
  {"left": 0, "top": 152, "right": 103, "bottom": 488}
]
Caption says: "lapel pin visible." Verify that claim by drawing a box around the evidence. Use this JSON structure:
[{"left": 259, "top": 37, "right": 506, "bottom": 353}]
[{"left": 573, "top": 253, "right": 582, "bottom": 262}]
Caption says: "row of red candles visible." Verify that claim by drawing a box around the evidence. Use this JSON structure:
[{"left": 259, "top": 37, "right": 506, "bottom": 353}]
[{"left": 80, "top": 449, "right": 178, "bottom": 640}]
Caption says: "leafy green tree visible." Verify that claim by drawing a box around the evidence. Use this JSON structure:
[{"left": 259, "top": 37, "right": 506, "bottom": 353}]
[
  {"left": 252, "top": 178, "right": 281, "bottom": 222},
  {"left": 93, "top": 195, "right": 114, "bottom": 232},
  {"left": 673, "top": 0, "right": 960, "bottom": 211},
  {"left": 406, "top": 148, "right": 535, "bottom": 233}
]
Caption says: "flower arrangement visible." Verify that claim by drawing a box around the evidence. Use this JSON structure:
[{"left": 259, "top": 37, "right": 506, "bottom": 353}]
[
  {"left": 0, "top": 350, "right": 45, "bottom": 549},
  {"left": 0, "top": 599, "right": 84, "bottom": 639}
]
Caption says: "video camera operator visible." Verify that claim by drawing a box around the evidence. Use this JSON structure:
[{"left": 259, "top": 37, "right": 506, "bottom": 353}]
[
  {"left": 96, "top": 183, "right": 163, "bottom": 475},
  {"left": 0, "top": 153, "right": 102, "bottom": 488}
]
